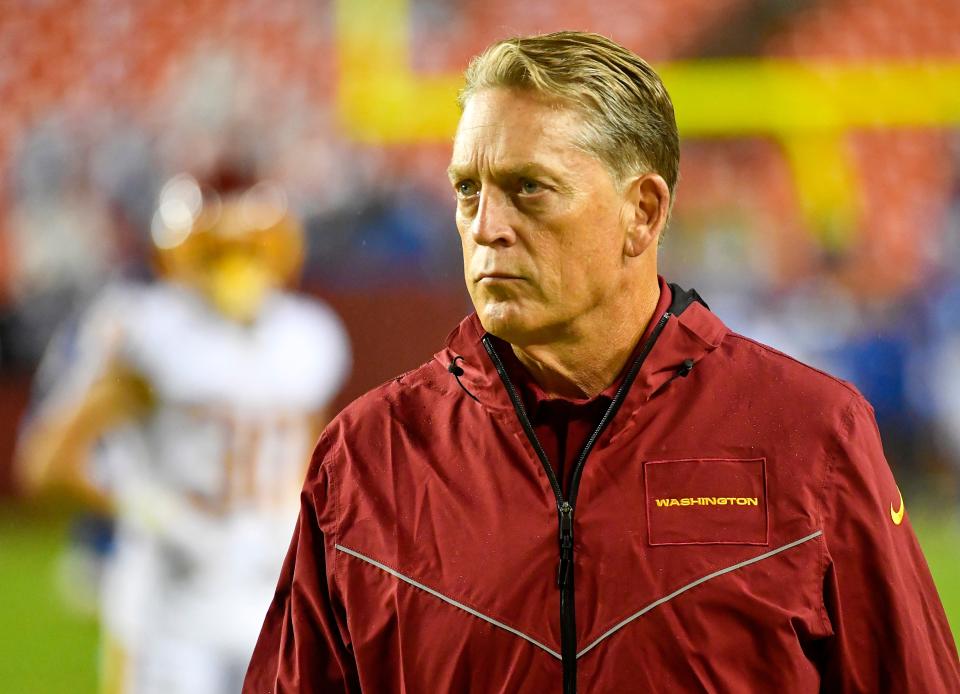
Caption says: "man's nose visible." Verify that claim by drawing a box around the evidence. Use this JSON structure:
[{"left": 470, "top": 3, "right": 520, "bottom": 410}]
[{"left": 471, "top": 188, "right": 517, "bottom": 247}]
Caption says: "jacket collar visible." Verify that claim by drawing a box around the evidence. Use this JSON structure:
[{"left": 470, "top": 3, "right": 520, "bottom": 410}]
[{"left": 434, "top": 279, "right": 728, "bottom": 416}]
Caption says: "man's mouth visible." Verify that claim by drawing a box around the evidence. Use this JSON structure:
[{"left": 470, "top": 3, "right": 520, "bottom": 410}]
[{"left": 476, "top": 272, "right": 524, "bottom": 282}]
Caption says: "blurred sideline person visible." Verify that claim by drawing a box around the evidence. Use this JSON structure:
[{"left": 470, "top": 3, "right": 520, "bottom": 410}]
[
  {"left": 245, "top": 32, "right": 959, "bottom": 693},
  {"left": 16, "top": 169, "right": 351, "bottom": 694}
]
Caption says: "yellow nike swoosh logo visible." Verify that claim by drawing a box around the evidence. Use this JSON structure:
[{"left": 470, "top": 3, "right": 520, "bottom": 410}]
[{"left": 890, "top": 489, "right": 905, "bottom": 526}]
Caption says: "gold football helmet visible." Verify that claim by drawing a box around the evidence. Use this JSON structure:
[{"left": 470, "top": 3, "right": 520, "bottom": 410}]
[{"left": 151, "top": 170, "right": 304, "bottom": 323}]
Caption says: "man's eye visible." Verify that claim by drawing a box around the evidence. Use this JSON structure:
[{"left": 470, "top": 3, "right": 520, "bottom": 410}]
[
  {"left": 456, "top": 181, "right": 479, "bottom": 197},
  {"left": 519, "top": 179, "right": 542, "bottom": 195}
]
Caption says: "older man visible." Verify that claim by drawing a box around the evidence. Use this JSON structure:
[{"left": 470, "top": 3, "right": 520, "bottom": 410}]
[{"left": 244, "top": 32, "right": 959, "bottom": 693}]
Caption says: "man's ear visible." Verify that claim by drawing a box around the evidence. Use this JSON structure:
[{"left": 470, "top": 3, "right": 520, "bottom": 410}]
[{"left": 622, "top": 173, "right": 670, "bottom": 258}]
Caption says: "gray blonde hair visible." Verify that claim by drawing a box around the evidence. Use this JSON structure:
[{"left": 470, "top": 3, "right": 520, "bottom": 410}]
[{"left": 459, "top": 31, "right": 679, "bottom": 196}]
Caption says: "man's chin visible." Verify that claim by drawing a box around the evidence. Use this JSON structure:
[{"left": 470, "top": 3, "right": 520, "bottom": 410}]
[
  {"left": 476, "top": 304, "right": 555, "bottom": 346},
  {"left": 477, "top": 304, "right": 527, "bottom": 342}
]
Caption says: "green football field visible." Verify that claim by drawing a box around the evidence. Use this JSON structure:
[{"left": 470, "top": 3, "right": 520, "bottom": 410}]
[{"left": 0, "top": 506, "right": 957, "bottom": 694}]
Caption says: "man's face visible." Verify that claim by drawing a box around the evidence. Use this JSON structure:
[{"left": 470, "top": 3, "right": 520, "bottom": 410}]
[{"left": 449, "top": 87, "right": 635, "bottom": 346}]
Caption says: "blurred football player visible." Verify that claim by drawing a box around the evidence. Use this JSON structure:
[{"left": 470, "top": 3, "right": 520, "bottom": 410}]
[{"left": 16, "top": 168, "right": 351, "bottom": 694}]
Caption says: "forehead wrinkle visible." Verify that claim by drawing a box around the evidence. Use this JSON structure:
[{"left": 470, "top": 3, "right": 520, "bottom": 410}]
[
  {"left": 451, "top": 126, "right": 577, "bottom": 177},
  {"left": 449, "top": 156, "right": 555, "bottom": 176},
  {"left": 450, "top": 92, "right": 596, "bottom": 184}
]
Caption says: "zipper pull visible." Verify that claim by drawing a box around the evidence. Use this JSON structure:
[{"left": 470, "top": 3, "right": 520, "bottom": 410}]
[{"left": 556, "top": 502, "right": 574, "bottom": 588}]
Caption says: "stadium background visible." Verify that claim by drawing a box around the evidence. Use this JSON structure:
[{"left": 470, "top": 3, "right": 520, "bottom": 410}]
[{"left": 1, "top": 0, "right": 959, "bottom": 690}]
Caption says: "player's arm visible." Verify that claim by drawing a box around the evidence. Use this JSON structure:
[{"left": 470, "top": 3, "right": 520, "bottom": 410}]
[
  {"left": 244, "top": 437, "right": 359, "bottom": 693},
  {"left": 817, "top": 394, "right": 960, "bottom": 692},
  {"left": 16, "top": 361, "right": 153, "bottom": 512}
]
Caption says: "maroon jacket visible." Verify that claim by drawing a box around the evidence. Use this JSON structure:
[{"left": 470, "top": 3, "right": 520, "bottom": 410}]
[{"left": 245, "top": 283, "right": 959, "bottom": 693}]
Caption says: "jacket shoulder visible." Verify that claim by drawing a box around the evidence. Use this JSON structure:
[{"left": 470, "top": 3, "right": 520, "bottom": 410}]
[
  {"left": 302, "top": 358, "right": 451, "bottom": 502},
  {"left": 323, "top": 358, "right": 452, "bottom": 438},
  {"left": 722, "top": 331, "right": 863, "bottom": 405}
]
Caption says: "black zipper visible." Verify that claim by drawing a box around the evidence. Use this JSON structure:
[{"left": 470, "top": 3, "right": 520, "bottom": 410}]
[{"left": 481, "top": 311, "right": 671, "bottom": 694}]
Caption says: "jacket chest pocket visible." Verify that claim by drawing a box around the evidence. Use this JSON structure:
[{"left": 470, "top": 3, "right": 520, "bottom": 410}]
[{"left": 644, "top": 457, "right": 768, "bottom": 546}]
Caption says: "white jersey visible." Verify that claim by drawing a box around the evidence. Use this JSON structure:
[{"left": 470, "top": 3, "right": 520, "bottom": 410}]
[{"left": 39, "top": 280, "right": 350, "bottom": 691}]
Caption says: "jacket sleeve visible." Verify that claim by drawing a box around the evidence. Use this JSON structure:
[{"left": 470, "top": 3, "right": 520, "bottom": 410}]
[
  {"left": 243, "top": 443, "right": 360, "bottom": 693},
  {"left": 819, "top": 393, "right": 960, "bottom": 692}
]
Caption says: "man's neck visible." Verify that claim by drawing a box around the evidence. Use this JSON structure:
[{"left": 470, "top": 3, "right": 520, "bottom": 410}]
[{"left": 511, "top": 279, "right": 662, "bottom": 400}]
